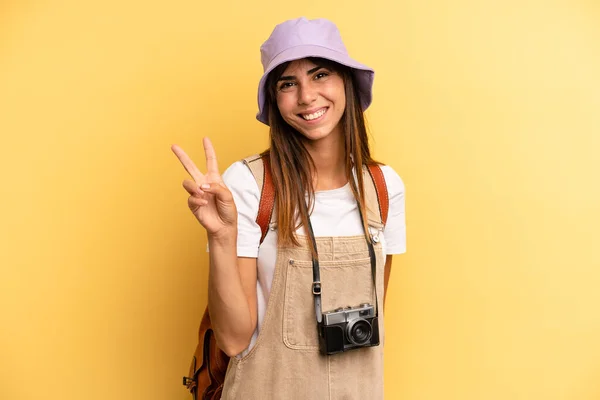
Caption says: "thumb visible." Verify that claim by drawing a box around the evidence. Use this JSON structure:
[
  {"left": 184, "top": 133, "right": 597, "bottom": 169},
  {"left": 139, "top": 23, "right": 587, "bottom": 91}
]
[{"left": 200, "top": 183, "right": 233, "bottom": 202}]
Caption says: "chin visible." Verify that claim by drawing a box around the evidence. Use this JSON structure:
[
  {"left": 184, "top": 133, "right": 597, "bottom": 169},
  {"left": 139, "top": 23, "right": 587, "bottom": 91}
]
[
  {"left": 289, "top": 120, "right": 341, "bottom": 142},
  {"left": 297, "top": 127, "right": 336, "bottom": 142}
]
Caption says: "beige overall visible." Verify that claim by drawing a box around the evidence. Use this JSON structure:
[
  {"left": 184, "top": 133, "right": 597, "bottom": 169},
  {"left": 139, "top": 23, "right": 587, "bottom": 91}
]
[{"left": 221, "top": 160, "right": 387, "bottom": 400}]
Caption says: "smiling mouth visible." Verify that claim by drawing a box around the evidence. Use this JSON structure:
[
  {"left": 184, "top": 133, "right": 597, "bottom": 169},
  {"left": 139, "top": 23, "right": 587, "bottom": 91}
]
[{"left": 299, "top": 108, "right": 327, "bottom": 121}]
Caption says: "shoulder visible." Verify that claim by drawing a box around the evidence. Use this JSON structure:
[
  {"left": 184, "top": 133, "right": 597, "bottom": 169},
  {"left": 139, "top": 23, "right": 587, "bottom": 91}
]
[
  {"left": 222, "top": 159, "right": 261, "bottom": 200},
  {"left": 221, "top": 158, "right": 263, "bottom": 257},
  {"left": 222, "top": 160, "right": 253, "bottom": 183},
  {"left": 377, "top": 164, "right": 406, "bottom": 254}
]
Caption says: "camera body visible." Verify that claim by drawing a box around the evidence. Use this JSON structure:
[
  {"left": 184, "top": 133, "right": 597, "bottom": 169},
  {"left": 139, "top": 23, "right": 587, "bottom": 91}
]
[{"left": 318, "top": 303, "right": 379, "bottom": 355}]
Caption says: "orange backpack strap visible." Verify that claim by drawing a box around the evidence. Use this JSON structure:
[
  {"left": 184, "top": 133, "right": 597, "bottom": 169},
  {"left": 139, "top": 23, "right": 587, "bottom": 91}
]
[
  {"left": 256, "top": 155, "right": 275, "bottom": 245},
  {"left": 242, "top": 154, "right": 275, "bottom": 245},
  {"left": 366, "top": 164, "right": 390, "bottom": 226}
]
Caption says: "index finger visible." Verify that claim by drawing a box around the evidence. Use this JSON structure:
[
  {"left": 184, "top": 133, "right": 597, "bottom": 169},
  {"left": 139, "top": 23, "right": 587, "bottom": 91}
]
[
  {"left": 203, "top": 137, "right": 220, "bottom": 176},
  {"left": 171, "top": 144, "right": 205, "bottom": 183}
]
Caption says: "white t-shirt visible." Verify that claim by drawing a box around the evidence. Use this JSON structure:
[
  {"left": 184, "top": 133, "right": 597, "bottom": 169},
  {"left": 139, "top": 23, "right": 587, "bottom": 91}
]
[{"left": 220, "top": 161, "right": 407, "bottom": 357}]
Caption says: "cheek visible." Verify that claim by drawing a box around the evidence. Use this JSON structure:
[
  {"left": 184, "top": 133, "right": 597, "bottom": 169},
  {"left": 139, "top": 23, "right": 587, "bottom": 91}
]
[
  {"left": 276, "top": 93, "right": 296, "bottom": 116},
  {"left": 325, "top": 80, "right": 346, "bottom": 109},
  {"left": 329, "top": 90, "right": 346, "bottom": 117},
  {"left": 336, "top": 91, "right": 346, "bottom": 111}
]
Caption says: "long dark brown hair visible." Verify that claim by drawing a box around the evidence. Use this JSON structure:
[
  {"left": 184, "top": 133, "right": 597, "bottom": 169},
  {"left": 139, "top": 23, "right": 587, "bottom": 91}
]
[{"left": 262, "top": 57, "right": 378, "bottom": 252}]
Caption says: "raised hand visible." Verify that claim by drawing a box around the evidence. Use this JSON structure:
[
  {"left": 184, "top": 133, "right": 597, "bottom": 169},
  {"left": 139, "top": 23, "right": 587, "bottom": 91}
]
[{"left": 171, "top": 137, "right": 237, "bottom": 238}]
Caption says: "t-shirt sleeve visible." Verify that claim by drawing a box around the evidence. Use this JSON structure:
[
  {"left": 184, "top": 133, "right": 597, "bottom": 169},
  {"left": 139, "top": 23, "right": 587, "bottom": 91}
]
[
  {"left": 380, "top": 165, "right": 406, "bottom": 255},
  {"left": 218, "top": 161, "right": 262, "bottom": 258}
]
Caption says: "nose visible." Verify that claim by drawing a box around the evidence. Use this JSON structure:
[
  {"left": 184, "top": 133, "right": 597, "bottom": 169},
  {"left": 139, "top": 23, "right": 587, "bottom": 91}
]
[{"left": 298, "top": 82, "right": 317, "bottom": 105}]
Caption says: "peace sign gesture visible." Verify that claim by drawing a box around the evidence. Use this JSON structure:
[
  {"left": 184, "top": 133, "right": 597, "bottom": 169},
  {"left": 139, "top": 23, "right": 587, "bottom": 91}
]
[{"left": 171, "top": 137, "right": 237, "bottom": 238}]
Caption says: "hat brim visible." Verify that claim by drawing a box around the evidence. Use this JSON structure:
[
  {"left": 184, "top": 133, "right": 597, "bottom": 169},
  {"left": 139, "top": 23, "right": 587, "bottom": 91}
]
[{"left": 256, "top": 44, "right": 374, "bottom": 125}]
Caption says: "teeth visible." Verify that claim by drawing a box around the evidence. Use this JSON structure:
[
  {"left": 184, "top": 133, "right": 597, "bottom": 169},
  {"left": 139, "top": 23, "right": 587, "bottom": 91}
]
[{"left": 302, "top": 109, "right": 326, "bottom": 120}]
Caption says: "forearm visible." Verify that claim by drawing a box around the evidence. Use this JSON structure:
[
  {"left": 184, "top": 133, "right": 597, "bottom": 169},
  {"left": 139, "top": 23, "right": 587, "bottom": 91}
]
[{"left": 207, "top": 233, "right": 253, "bottom": 356}]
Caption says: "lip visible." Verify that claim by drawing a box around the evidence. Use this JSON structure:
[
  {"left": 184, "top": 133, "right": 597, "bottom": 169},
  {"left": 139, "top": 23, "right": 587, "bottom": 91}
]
[{"left": 297, "top": 107, "right": 328, "bottom": 123}]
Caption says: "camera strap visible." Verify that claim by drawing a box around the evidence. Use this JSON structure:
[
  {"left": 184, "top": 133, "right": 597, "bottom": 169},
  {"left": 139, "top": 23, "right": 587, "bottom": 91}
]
[{"left": 305, "top": 195, "right": 379, "bottom": 326}]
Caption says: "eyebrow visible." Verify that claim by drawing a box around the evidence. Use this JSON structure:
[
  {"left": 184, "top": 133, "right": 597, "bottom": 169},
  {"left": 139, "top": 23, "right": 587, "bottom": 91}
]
[{"left": 277, "top": 65, "right": 328, "bottom": 82}]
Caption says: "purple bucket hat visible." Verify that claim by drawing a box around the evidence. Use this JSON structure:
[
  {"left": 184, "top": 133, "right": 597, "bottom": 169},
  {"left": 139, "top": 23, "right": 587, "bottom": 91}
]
[{"left": 256, "top": 17, "right": 375, "bottom": 125}]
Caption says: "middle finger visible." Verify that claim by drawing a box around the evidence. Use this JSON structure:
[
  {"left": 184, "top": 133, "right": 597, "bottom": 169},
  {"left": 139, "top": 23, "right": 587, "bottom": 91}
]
[{"left": 172, "top": 144, "right": 205, "bottom": 183}]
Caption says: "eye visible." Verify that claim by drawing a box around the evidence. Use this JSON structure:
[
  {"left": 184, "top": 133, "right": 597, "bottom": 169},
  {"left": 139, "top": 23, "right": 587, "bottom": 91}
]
[
  {"left": 278, "top": 81, "right": 296, "bottom": 91},
  {"left": 315, "top": 71, "right": 329, "bottom": 80}
]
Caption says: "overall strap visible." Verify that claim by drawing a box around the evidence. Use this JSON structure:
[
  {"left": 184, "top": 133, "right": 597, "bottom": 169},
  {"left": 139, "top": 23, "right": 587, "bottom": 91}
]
[{"left": 243, "top": 155, "right": 389, "bottom": 245}]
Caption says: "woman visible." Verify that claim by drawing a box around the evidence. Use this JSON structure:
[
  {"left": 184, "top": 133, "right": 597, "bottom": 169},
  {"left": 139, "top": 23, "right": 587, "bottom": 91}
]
[{"left": 172, "top": 17, "right": 406, "bottom": 399}]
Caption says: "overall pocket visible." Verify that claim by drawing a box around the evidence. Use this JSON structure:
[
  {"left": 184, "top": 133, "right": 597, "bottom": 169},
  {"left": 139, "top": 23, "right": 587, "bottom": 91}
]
[{"left": 282, "top": 257, "right": 376, "bottom": 350}]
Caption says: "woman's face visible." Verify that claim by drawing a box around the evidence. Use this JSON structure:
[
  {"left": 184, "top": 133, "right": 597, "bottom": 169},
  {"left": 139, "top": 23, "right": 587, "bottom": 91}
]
[{"left": 275, "top": 58, "right": 346, "bottom": 143}]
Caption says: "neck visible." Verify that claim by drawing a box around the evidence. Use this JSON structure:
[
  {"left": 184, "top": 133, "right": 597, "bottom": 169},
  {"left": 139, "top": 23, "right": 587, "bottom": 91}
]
[{"left": 303, "top": 125, "right": 347, "bottom": 191}]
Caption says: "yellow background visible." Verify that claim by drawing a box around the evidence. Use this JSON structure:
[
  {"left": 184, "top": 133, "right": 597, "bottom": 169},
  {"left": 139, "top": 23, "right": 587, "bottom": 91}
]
[{"left": 1, "top": 0, "right": 599, "bottom": 399}]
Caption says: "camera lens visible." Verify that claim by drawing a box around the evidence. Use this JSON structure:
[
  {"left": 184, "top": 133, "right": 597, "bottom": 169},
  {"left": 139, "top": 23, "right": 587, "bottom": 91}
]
[{"left": 347, "top": 319, "right": 372, "bottom": 345}]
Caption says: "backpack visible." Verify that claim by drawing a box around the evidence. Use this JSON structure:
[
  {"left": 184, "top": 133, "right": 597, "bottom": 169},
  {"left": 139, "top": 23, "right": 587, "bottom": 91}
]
[{"left": 183, "top": 154, "right": 389, "bottom": 399}]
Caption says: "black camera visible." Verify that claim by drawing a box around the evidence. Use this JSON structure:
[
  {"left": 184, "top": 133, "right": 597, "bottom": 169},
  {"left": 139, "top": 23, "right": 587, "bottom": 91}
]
[{"left": 318, "top": 303, "right": 379, "bottom": 355}]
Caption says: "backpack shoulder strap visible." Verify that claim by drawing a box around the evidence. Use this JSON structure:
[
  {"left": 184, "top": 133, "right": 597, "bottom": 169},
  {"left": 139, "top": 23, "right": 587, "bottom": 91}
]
[
  {"left": 366, "top": 164, "right": 390, "bottom": 226},
  {"left": 361, "top": 163, "right": 390, "bottom": 230},
  {"left": 242, "top": 154, "right": 275, "bottom": 245}
]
